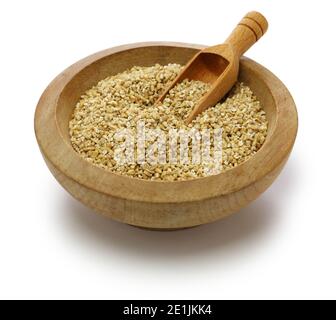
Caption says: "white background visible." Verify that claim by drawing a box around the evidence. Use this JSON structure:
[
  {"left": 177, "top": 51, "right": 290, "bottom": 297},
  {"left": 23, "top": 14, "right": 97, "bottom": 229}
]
[{"left": 0, "top": 0, "right": 335, "bottom": 300}]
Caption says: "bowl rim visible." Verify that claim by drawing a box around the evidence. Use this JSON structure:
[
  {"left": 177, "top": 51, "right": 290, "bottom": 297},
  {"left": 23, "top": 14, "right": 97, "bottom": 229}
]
[{"left": 34, "top": 41, "right": 298, "bottom": 203}]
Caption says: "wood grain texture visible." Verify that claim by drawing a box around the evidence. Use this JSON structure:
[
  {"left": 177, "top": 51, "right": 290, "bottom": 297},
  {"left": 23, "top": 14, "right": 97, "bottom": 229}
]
[
  {"left": 34, "top": 42, "right": 298, "bottom": 230},
  {"left": 156, "top": 12, "right": 268, "bottom": 124}
]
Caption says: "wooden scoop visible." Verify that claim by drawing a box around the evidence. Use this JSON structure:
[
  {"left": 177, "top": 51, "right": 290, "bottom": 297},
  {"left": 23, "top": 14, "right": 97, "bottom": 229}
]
[{"left": 156, "top": 11, "right": 268, "bottom": 124}]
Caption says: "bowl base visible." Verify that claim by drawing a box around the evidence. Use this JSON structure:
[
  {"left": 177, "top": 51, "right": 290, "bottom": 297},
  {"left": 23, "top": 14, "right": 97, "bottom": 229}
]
[{"left": 129, "top": 224, "right": 200, "bottom": 232}]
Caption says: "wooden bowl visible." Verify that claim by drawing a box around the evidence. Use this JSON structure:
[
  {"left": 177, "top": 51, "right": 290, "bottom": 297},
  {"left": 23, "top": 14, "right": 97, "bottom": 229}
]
[{"left": 34, "top": 42, "right": 298, "bottom": 230}]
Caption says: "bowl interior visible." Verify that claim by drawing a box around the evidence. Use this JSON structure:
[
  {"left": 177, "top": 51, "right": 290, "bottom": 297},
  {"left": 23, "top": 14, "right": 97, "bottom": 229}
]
[{"left": 56, "top": 45, "right": 277, "bottom": 147}]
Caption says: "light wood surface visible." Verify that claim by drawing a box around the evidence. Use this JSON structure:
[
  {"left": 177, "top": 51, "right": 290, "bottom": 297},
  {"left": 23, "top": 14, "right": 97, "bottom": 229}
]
[
  {"left": 156, "top": 12, "right": 268, "bottom": 124},
  {"left": 34, "top": 42, "right": 298, "bottom": 230}
]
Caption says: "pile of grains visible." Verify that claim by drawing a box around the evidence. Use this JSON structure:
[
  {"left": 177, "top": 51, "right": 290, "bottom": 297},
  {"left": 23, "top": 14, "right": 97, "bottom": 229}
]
[{"left": 69, "top": 64, "right": 268, "bottom": 181}]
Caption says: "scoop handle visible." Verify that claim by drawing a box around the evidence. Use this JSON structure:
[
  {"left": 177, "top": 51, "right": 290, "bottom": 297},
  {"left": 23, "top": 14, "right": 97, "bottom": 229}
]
[{"left": 224, "top": 11, "right": 268, "bottom": 57}]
